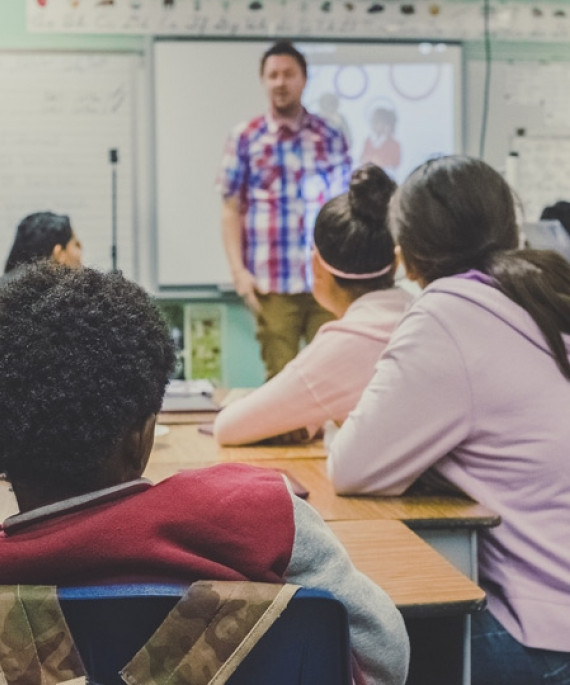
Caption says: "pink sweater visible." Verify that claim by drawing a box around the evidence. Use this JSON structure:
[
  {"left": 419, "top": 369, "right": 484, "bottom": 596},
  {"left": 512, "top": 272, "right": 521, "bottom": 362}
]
[{"left": 214, "top": 288, "right": 412, "bottom": 445}]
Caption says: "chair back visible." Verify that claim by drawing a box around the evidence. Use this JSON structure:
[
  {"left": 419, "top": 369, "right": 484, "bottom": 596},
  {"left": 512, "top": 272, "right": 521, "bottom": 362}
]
[{"left": 58, "top": 583, "right": 352, "bottom": 685}]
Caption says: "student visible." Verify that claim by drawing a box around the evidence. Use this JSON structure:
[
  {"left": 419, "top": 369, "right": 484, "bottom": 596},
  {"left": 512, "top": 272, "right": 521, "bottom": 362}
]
[
  {"left": 540, "top": 199, "right": 570, "bottom": 237},
  {"left": 2, "top": 211, "right": 82, "bottom": 285},
  {"left": 0, "top": 263, "right": 409, "bottom": 685},
  {"left": 219, "top": 41, "right": 351, "bottom": 380},
  {"left": 327, "top": 155, "right": 570, "bottom": 685},
  {"left": 214, "top": 164, "right": 412, "bottom": 446}
]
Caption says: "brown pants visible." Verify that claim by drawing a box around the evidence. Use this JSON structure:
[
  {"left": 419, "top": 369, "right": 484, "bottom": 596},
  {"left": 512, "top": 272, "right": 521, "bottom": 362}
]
[{"left": 255, "top": 292, "right": 335, "bottom": 380}]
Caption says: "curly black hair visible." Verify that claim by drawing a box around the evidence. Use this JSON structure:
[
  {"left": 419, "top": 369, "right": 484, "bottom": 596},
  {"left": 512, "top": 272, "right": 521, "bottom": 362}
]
[{"left": 0, "top": 264, "right": 175, "bottom": 490}]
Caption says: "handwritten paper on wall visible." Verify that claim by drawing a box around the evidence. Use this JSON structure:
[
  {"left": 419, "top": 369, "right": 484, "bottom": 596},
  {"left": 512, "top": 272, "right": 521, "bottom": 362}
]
[
  {"left": 504, "top": 61, "right": 570, "bottom": 220},
  {"left": 515, "top": 137, "right": 570, "bottom": 221},
  {"left": 0, "top": 53, "right": 135, "bottom": 277}
]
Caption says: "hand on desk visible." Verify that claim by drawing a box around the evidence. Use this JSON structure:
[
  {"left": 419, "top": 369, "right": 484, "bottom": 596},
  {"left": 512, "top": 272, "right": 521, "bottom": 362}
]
[
  {"left": 323, "top": 419, "right": 342, "bottom": 451},
  {"left": 404, "top": 467, "right": 468, "bottom": 497},
  {"left": 257, "top": 426, "right": 323, "bottom": 446},
  {"left": 261, "top": 427, "right": 311, "bottom": 445}
]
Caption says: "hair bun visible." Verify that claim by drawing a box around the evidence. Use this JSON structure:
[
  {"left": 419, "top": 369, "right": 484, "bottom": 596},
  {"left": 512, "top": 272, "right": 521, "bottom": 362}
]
[{"left": 348, "top": 163, "right": 396, "bottom": 223}]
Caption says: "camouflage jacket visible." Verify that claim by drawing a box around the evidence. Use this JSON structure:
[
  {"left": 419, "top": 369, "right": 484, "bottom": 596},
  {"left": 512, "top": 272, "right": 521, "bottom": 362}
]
[{"left": 0, "top": 581, "right": 298, "bottom": 685}]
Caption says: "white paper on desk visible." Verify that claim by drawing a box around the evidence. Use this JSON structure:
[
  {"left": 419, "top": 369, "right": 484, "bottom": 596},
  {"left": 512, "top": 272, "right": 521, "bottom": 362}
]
[
  {"left": 166, "top": 379, "right": 214, "bottom": 397},
  {"left": 161, "top": 379, "right": 219, "bottom": 412}
]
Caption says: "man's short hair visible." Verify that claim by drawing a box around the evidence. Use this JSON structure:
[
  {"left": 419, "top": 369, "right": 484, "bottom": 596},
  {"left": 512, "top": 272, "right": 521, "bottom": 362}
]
[
  {"left": 260, "top": 41, "right": 307, "bottom": 78},
  {"left": 0, "top": 264, "right": 175, "bottom": 491}
]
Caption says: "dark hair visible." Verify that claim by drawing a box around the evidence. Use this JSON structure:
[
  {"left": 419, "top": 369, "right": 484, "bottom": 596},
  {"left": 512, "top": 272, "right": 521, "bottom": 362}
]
[
  {"left": 260, "top": 41, "right": 307, "bottom": 78},
  {"left": 5, "top": 212, "right": 74, "bottom": 273},
  {"left": 392, "top": 155, "right": 570, "bottom": 379},
  {"left": 314, "top": 163, "right": 397, "bottom": 295},
  {"left": 540, "top": 201, "right": 570, "bottom": 237},
  {"left": 0, "top": 264, "right": 175, "bottom": 492}
]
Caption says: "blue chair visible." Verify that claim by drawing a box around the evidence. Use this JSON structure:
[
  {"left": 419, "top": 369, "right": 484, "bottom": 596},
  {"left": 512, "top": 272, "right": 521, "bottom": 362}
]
[{"left": 58, "top": 583, "right": 352, "bottom": 685}]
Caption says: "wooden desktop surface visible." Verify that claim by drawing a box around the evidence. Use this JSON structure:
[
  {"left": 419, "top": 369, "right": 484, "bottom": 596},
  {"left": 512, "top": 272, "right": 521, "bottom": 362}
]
[
  {"left": 149, "top": 424, "right": 499, "bottom": 529},
  {"left": 329, "top": 519, "right": 485, "bottom": 617},
  {"left": 149, "top": 429, "right": 486, "bottom": 617}
]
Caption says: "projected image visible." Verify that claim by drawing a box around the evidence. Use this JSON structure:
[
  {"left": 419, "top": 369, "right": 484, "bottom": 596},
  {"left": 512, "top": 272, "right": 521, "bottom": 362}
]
[
  {"left": 360, "top": 106, "right": 401, "bottom": 175},
  {"left": 304, "top": 61, "right": 455, "bottom": 183}
]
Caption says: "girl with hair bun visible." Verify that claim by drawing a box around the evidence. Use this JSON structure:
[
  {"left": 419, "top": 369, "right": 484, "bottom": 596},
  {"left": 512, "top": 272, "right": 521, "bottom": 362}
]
[
  {"left": 328, "top": 155, "right": 570, "bottom": 684},
  {"left": 214, "top": 164, "right": 412, "bottom": 445}
]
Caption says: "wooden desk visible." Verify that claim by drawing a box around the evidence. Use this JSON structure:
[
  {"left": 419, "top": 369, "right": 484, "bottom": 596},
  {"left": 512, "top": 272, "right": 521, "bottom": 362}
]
[
  {"left": 328, "top": 519, "right": 484, "bottom": 618},
  {"left": 151, "top": 424, "right": 326, "bottom": 463},
  {"left": 149, "top": 425, "right": 490, "bottom": 685},
  {"left": 330, "top": 519, "right": 484, "bottom": 685},
  {"left": 151, "top": 424, "right": 499, "bottom": 579},
  {"left": 0, "top": 428, "right": 484, "bottom": 685}
]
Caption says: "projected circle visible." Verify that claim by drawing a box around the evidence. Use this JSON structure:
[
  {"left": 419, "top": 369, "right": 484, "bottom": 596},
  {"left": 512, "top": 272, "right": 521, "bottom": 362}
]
[
  {"left": 334, "top": 66, "right": 368, "bottom": 100},
  {"left": 388, "top": 63, "right": 442, "bottom": 101}
]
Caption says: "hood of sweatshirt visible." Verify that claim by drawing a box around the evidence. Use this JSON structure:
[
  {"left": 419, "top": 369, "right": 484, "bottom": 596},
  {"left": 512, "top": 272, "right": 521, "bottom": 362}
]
[{"left": 422, "top": 274, "right": 570, "bottom": 358}]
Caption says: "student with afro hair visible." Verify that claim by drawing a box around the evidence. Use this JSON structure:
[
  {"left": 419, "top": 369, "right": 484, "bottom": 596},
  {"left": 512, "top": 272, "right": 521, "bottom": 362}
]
[{"left": 0, "top": 263, "right": 408, "bottom": 685}]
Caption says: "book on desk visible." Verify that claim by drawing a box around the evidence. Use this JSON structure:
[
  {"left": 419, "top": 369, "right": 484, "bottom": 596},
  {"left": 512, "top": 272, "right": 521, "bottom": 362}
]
[{"left": 160, "top": 380, "right": 221, "bottom": 413}]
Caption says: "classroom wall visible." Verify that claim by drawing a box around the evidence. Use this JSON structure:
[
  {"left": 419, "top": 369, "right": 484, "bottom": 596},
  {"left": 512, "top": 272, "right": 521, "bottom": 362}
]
[
  {"left": 0, "top": 1, "right": 266, "bottom": 387},
  {"left": 3, "top": 1, "right": 570, "bottom": 388}
]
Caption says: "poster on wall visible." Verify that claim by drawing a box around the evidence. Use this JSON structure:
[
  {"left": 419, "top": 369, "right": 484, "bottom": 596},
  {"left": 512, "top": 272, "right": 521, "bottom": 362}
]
[{"left": 26, "top": 0, "right": 570, "bottom": 41}]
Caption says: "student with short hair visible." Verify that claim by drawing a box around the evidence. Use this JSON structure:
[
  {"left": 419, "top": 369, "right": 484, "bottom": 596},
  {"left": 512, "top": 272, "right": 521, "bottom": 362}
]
[
  {"left": 328, "top": 155, "right": 570, "bottom": 685},
  {"left": 214, "top": 164, "right": 412, "bottom": 446},
  {"left": 2, "top": 211, "right": 82, "bottom": 285},
  {"left": 0, "top": 263, "right": 409, "bottom": 685}
]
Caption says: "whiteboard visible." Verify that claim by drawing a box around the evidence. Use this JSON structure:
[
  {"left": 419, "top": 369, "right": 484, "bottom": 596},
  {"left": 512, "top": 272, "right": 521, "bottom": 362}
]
[
  {"left": 153, "top": 41, "right": 265, "bottom": 288},
  {"left": 0, "top": 52, "right": 136, "bottom": 278},
  {"left": 153, "top": 39, "right": 463, "bottom": 288}
]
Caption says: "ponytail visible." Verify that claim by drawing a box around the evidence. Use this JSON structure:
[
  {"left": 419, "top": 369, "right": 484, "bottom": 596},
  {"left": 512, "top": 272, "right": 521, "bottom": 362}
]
[{"left": 487, "top": 249, "right": 570, "bottom": 379}]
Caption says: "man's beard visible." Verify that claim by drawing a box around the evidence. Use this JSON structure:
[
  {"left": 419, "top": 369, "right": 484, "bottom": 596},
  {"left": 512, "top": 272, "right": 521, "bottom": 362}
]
[{"left": 273, "top": 98, "right": 300, "bottom": 118}]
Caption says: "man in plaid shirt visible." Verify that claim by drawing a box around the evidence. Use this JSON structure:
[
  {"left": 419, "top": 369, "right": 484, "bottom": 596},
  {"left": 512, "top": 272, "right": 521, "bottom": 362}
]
[{"left": 219, "top": 41, "right": 352, "bottom": 380}]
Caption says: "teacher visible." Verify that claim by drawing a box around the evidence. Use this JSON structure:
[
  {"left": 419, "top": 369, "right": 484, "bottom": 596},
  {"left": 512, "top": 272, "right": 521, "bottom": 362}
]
[{"left": 218, "top": 41, "right": 352, "bottom": 379}]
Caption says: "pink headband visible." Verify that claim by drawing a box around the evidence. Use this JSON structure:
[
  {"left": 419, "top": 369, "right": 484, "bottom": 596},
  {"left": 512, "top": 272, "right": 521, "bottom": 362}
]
[{"left": 314, "top": 246, "right": 393, "bottom": 280}]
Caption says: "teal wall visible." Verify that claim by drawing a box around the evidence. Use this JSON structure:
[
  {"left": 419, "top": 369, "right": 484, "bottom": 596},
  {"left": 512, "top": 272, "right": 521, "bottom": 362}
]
[{"left": 157, "top": 297, "right": 265, "bottom": 388}]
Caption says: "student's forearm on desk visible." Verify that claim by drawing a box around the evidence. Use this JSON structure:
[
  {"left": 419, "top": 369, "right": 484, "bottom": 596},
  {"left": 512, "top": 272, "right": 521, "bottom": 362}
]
[
  {"left": 214, "top": 327, "right": 369, "bottom": 446},
  {"left": 328, "top": 310, "right": 471, "bottom": 495},
  {"left": 213, "top": 364, "right": 322, "bottom": 445}
]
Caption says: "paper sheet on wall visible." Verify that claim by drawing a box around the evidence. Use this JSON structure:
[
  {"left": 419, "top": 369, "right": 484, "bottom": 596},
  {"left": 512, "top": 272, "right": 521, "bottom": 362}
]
[
  {"left": 515, "top": 137, "right": 570, "bottom": 221},
  {"left": 26, "top": 0, "right": 570, "bottom": 41},
  {"left": 0, "top": 53, "right": 135, "bottom": 277},
  {"left": 505, "top": 61, "right": 570, "bottom": 129}
]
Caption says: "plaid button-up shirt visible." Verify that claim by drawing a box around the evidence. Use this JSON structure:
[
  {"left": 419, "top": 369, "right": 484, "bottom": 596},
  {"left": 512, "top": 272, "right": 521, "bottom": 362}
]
[{"left": 218, "top": 109, "right": 351, "bottom": 294}]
